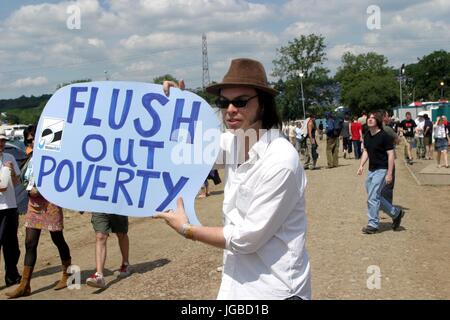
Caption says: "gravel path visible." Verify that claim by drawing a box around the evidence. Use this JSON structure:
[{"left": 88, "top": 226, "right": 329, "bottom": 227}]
[{"left": 1, "top": 140, "right": 449, "bottom": 300}]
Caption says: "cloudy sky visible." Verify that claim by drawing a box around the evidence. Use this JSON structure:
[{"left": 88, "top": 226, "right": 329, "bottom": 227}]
[{"left": 0, "top": 0, "right": 449, "bottom": 99}]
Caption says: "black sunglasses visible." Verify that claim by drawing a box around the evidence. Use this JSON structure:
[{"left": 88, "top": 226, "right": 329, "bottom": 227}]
[{"left": 215, "top": 94, "right": 258, "bottom": 109}]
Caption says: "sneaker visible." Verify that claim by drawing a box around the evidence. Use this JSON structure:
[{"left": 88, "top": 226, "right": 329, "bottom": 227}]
[
  {"left": 118, "top": 263, "right": 131, "bottom": 278},
  {"left": 392, "top": 209, "right": 405, "bottom": 231},
  {"left": 86, "top": 272, "right": 106, "bottom": 288},
  {"left": 362, "top": 226, "right": 378, "bottom": 234}
]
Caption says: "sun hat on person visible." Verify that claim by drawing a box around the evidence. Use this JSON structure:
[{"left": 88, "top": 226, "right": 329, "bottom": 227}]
[
  {"left": 206, "top": 58, "right": 278, "bottom": 97},
  {"left": 0, "top": 128, "right": 9, "bottom": 140}
]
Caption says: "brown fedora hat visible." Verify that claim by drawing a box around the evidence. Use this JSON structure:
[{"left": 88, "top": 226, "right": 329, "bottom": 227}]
[{"left": 206, "top": 58, "right": 278, "bottom": 96}]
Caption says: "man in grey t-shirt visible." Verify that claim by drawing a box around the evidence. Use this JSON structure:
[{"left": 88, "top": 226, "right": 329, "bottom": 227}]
[{"left": 381, "top": 111, "right": 400, "bottom": 204}]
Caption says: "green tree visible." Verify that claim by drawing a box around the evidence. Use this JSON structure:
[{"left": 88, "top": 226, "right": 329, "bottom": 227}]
[
  {"left": 272, "top": 34, "right": 334, "bottom": 119},
  {"left": 0, "top": 94, "right": 51, "bottom": 124},
  {"left": 56, "top": 79, "right": 91, "bottom": 90},
  {"left": 192, "top": 87, "right": 217, "bottom": 106},
  {"left": 152, "top": 74, "right": 178, "bottom": 85},
  {"left": 335, "top": 52, "right": 398, "bottom": 115},
  {"left": 404, "top": 50, "right": 450, "bottom": 101}
]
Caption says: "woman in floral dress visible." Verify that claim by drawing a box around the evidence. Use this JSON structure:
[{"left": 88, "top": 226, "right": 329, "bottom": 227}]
[{"left": 6, "top": 125, "right": 73, "bottom": 298}]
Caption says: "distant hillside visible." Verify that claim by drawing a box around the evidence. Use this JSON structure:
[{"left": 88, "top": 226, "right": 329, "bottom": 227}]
[
  {"left": 0, "top": 94, "right": 51, "bottom": 124},
  {"left": 0, "top": 94, "right": 51, "bottom": 111}
]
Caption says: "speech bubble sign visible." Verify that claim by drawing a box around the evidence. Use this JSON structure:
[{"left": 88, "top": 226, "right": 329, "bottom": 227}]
[{"left": 33, "top": 81, "right": 221, "bottom": 225}]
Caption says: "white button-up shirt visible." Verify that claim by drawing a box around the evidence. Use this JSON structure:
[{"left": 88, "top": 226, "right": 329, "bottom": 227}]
[
  {"left": 218, "top": 129, "right": 311, "bottom": 300},
  {"left": 0, "top": 152, "right": 21, "bottom": 210}
]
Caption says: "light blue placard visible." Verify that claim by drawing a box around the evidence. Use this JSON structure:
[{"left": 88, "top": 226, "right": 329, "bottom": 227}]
[{"left": 33, "top": 81, "right": 221, "bottom": 225}]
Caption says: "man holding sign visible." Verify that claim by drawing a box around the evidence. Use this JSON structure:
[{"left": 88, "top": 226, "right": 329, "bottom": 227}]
[{"left": 156, "top": 58, "right": 311, "bottom": 300}]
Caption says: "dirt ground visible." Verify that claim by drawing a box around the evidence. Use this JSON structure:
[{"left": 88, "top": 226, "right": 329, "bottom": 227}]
[{"left": 1, "top": 139, "right": 449, "bottom": 300}]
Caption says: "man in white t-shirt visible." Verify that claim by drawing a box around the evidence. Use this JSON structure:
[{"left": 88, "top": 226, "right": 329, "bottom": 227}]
[
  {"left": 0, "top": 130, "right": 22, "bottom": 287},
  {"left": 415, "top": 115, "right": 426, "bottom": 159}
]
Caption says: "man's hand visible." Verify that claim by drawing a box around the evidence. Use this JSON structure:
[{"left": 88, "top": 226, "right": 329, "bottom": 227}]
[
  {"left": 162, "top": 79, "right": 185, "bottom": 97},
  {"left": 357, "top": 166, "right": 364, "bottom": 176},
  {"left": 385, "top": 174, "right": 393, "bottom": 184}
]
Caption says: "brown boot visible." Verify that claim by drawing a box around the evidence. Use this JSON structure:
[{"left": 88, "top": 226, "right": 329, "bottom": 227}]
[
  {"left": 54, "top": 259, "right": 71, "bottom": 290},
  {"left": 5, "top": 266, "right": 33, "bottom": 299}
]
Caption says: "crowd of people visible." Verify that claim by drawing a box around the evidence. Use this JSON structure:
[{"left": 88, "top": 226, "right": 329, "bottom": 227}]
[
  {"left": 282, "top": 111, "right": 450, "bottom": 169},
  {"left": 0, "top": 56, "right": 449, "bottom": 300}
]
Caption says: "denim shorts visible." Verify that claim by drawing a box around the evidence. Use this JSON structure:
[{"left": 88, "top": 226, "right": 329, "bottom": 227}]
[{"left": 435, "top": 138, "right": 448, "bottom": 152}]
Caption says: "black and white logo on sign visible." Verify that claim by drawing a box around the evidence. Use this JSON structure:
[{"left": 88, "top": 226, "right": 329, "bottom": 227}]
[{"left": 38, "top": 118, "right": 65, "bottom": 152}]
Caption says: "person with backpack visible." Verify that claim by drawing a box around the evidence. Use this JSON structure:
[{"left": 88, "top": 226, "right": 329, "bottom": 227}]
[{"left": 325, "top": 112, "right": 342, "bottom": 168}]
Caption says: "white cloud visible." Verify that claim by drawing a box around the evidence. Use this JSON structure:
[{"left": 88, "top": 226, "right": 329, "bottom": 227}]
[
  {"left": 282, "top": 21, "right": 341, "bottom": 39},
  {"left": 125, "top": 61, "right": 156, "bottom": 73},
  {"left": 0, "top": 0, "right": 449, "bottom": 98},
  {"left": 10, "top": 76, "right": 48, "bottom": 88},
  {"left": 282, "top": 0, "right": 362, "bottom": 19},
  {"left": 120, "top": 33, "right": 199, "bottom": 51},
  {"left": 87, "top": 38, "right": 105, "bottom": 48},
  {"left": 363, "top": 33, "right": 381, "bottom": 46},
  {"left": 328, "top": 44, "right": 370, "bottom": 61}
]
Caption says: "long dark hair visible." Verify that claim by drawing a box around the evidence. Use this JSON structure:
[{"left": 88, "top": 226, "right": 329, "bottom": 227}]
[
  {"left": 368, "top": 111, "right": 383, "bottom": 129},
  {"left": 23, "top": 124, "right": 37, "bottom": 144},
  {"left": 23, "top": 124, "right": 37, "bottom": 163},
  {"left": 257, "top": 90, "right": 282, "bottom": 129}
]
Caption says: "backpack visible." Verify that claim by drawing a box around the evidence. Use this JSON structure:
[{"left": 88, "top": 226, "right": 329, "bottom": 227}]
[{"left": 333, "top": 118, "right": 343, "bottom": 137}]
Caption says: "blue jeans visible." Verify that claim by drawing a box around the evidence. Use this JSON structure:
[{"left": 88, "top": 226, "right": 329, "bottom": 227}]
[
  {"left": 381, "top": 166, "right": 395, "bottom": 204},
  {"left": 353, "top": 140, "right": 362, "bottom": 159},
  {"left": 365, "top": 169, "right": 400, "bottom": 229}
]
